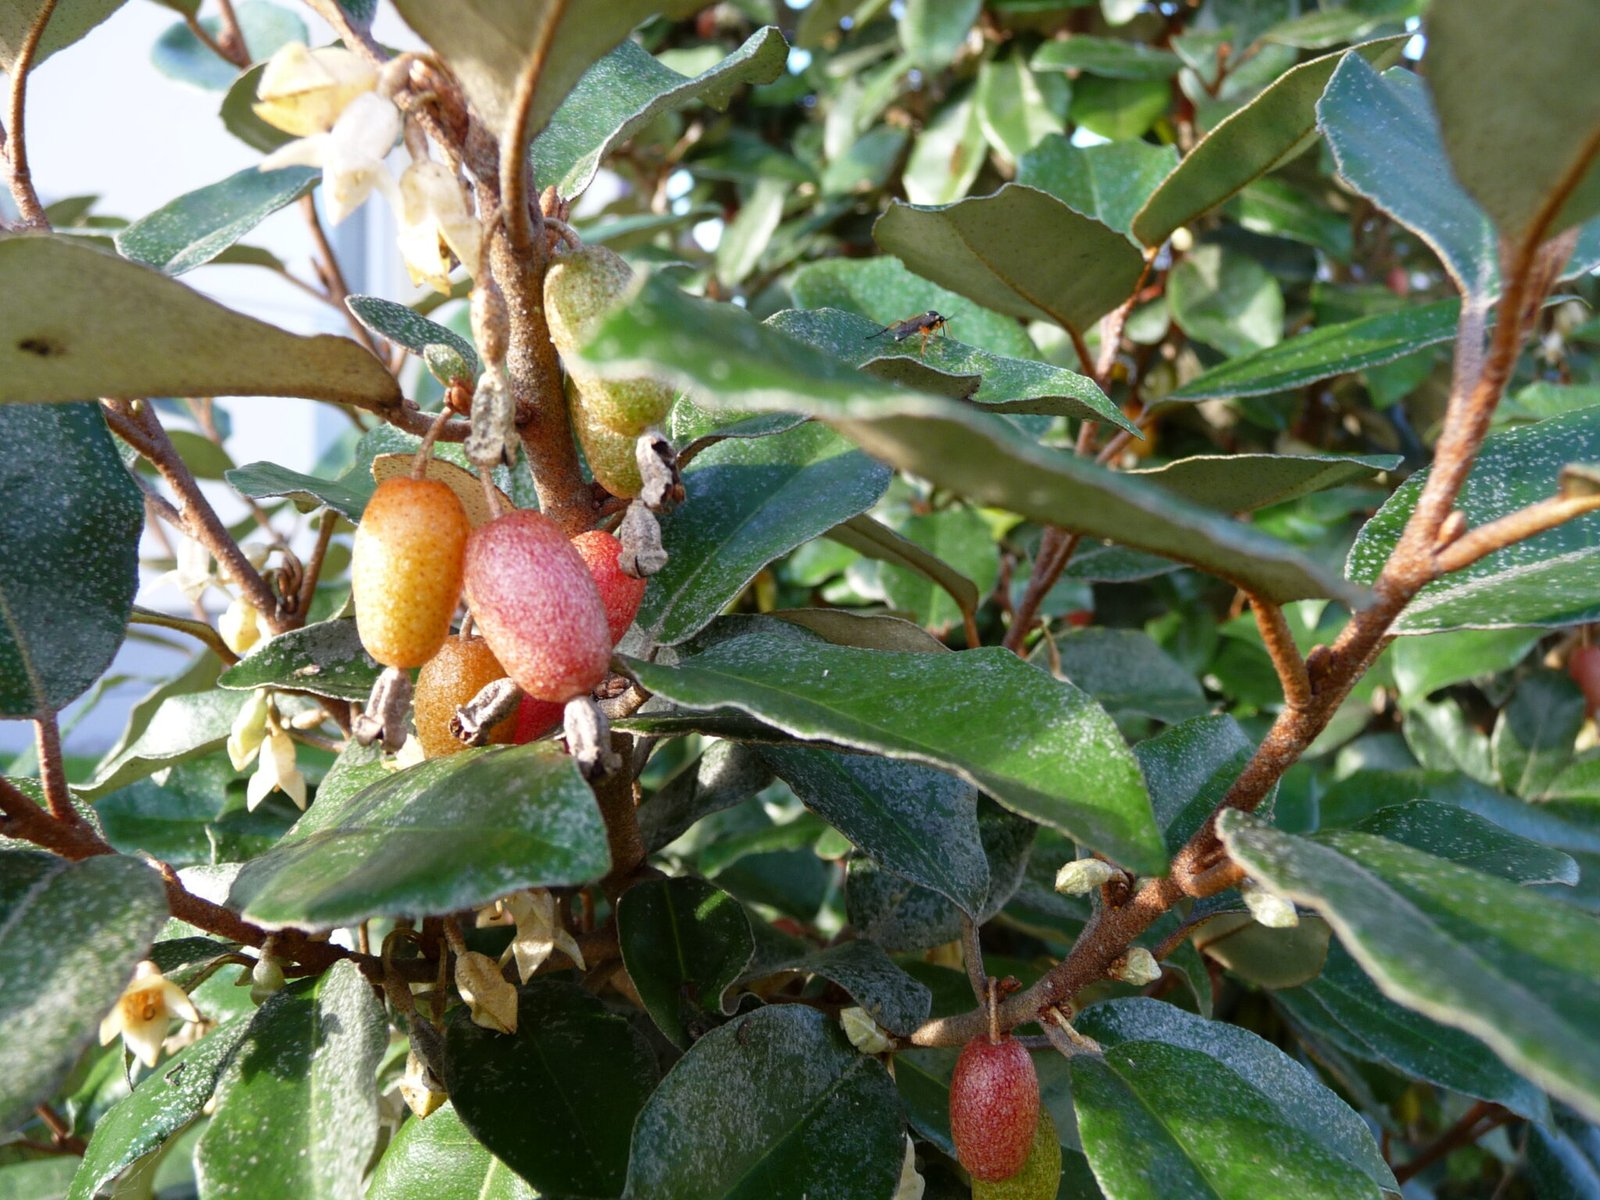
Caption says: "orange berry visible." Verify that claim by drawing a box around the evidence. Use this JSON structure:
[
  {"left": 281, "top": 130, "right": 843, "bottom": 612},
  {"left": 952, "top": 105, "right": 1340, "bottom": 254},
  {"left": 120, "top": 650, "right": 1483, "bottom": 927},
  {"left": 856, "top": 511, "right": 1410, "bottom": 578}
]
[
  {"left": 463, "top": 510, "right": 611, "bottom": 703},
  {"left": 950, "top": 1035, "right": 1040, "bottom": 1182},
  {"left": 351, "top": 477, "right": 470, "bottom": 669},
  {"left": 571, "top": 530, "right": 646, "bottom": 644},
  {"left": 413, "top": 636, "right": 515, "bottom": 758}
]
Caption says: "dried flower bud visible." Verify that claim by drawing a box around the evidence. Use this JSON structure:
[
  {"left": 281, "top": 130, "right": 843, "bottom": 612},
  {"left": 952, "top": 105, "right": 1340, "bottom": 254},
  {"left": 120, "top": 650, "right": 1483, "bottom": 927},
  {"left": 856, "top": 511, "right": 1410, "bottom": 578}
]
[
  {"left": 1109, "top": 947, "right": 1161, "bottom": 987},
  {"left": 617, "top": 501, "right": 669, "bottom": 579},
  {"left": 1241, "top": 880, "right": 1299, "bottom": 929},
  {"left": 399, "top": 1048, "right": 448, "bottom": 1118},
  {"left": 840, "top": 1006, "right": 895, "bottom": 1055},
  {"left": 465, "top": 367, "right": 517, "bottom": 471},
  {"left": 454, "top": 951, "right": 518, "bottom": 1034},
  {"left": 564, "top": 695, "right": 621, "bottom": 780}
]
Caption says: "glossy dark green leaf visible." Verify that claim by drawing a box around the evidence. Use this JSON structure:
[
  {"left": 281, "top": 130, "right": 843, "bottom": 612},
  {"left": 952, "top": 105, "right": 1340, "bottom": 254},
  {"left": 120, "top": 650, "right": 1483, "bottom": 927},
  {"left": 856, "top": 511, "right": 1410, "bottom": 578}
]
[
  {"left": 1231, "top": 178, "right": 1354, "bottom": 258},
  {"left": 638, "top": 420, "right": 891, "bottom": 645},
  {"left": 739, "top": 939, "right": 931, "bottom": 1036},
  {"left": 875, "top": 508, "right": 997, "bottom": 631},
  {"left": 195, "top": 962, "right": 385, "bottom": 1200},
  {"left": 1220, "top": 809, "right": 1600, "bottom": 1124},
  {"left": 1426, "top": 0, "right": 1600, "bottom": 242},
  {"left": 638, "top": 740, "right": 775, "bottom": 853},
  {"left": 0, "top": 0, "right": 124, "bottom": 71},
  {"left": 1130, "top": 452, "right": 1399, "bottom": 512},
  {"left": 617, "top": 876, "right": 754, "bottom": 1048},
  {"left": 345, "top": 295, "right": 480, "bottom": 376},
  {"left": 1192, "top": 911, "right": 1333, "bottom": 990},
  {"left": 900, "top": 0, "right": 980, "bottom": 71},
  {"left": 220, "top": 62, "right": 292, "bottom": 153},
  {"left": 624, "top": 1004, "right": 902, "bottom": 1200},
  {"left": 1053, "top": 627, "right": 1208, "bottom": 725},
  {"left": 532, "top": 27, "right": 787, "bottom": 199},
  {"left": 1348, "top": 406, "right": 1600, "bottom": 632},
  {"left": 875, "top": 183, "right": 1145, "bottom": 335},
  {"left": 97, "top": 768, "right": 292, "bottom": 867},
  {"left": 81, "top": 681, "right": 251, "bottom": 799},
  {"left": 827, "top": 515, "right": 982, "bottom": 622},
  {"left": 1526, "top": 1107, "right": 1600, "bottom": 1197},
  {"left": 1390, "top": 627, "right": 1542, "bottom": 703},
  {"left": 0, "top": 403, "right": 141, "bottom": 717},
  {"left": 0, "top": 852, "right": 170, "bottom": 1133},
  {"left": 1016, "top": 136, "right": 1177, "bottom": 236},
  {"left": 1351, "top": 799, "right": 1578, "bottom": 885},
  {"left": 1168, "top": 244, "right": 1283, "bottom": 358},
  {"left": 116, "top": 167, "right": 319, "bottom": 276},
  {"left": 577, "top": 276, "right": 1363, "bottom": 605},
  {"left": 1072, "top": 997, "right": 1397, "bottom": 1199},
  {"left": 368, "top": 1103, "right": 537, "bottom": 1200},
  {"left": 218, "top": 618, "right": 381, "bottom": 702},
  {"left": 1491, "top": 671, "right": 1586, "bottom": 800},
  {"left": 1133, "top": 714, "right": 1251, "bottom": 849},
  {"left": 0, "top": 237, "right": 400, "bottom": 409},
  {"left": 773, "top": 607, "right": 950, "bottom": 655},
  {"left": 229, "top": 744, "right": 608, "bottom": 930},
  {"left": 761, "top": 745, "right": 988, "bottom": 914},
  {"left": 444, "top": 980, "right": 658, "bottom": 1197},
  {"left": 152, "top": 0, "right": 303, "bottom": 90},
  {"left": 626, "top": 630, "right": 1164, "bottom": 872},
  {"left": 68, "top": 1017, "right": 252, "bottom": 1200},
  {"left": 226, "top": 460, "right": 372, "bottom": 522},
  {"left": 1132, "top": 38, "right": 1407, "bottom": 247}
]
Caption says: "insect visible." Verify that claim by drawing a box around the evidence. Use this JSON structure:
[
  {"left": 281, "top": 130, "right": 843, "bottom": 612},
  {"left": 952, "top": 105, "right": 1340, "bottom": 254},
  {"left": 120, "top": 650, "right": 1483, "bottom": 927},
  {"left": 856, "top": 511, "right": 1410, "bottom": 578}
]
[{"left": 865, "top": 309, "right": 950, "bottom": 358}]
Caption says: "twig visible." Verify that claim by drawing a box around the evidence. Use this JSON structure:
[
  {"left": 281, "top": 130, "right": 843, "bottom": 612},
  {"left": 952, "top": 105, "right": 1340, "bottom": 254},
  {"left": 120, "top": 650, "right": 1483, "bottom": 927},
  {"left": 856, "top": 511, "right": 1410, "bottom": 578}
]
[
  {"left": 181, "top": 11, "right": 233, "bottom": 64},
  {"left": 1249, "top": 595, "right": 1311, "bottom": 710},
  {"left": 292, "top": 513, "right": 341, "bottom": 628},
  {"left": 33, "top": 712, "right": 77, "bottom": 824},
  {"left": 959, "top": 914, "right": 987, "bottom": 1004},
  {"left": 33, "top": 1104, "right": 85, "bottom": 1155},
  {"left": 1434, "top": 493, "right": 1600, "bottom": 575},
  {"left": 300, "top": 196, "right": 390, "bottom": 362},
  {"left": 1002, "top": 529, "right": 1079, "bottom": 654},
  {"left": 4, "top": 0, "right": 56, "bottom": 228},
  {"left": 129, "top": 605, "right": 239, "bottom": 665},
  {"left": 1393, "top": 1102, "right": 1513, "bottom": 1185},
  {"left": 1093, "top": 250, "right": 1156, "bottom": 387},
  {"left": 499, "top": 0, "right": 568, "bottom": 258},
  {"left": 595, "top": 734, "right": 645, "bottom": 899}
]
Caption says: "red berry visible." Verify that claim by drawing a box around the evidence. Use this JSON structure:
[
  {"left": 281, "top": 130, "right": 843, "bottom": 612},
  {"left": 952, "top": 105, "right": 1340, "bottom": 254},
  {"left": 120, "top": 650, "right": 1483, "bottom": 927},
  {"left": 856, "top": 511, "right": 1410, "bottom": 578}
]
[
  {"left": 950, "top": 1035, "right": 1040, "bottom": 1182},
  {"left": 1570, "top": 645, "right": 1600, "bottom": 716},
  {"left": 513, "top": 693, "right": 564, "bottom": 743},
  {"left": 463, "top": 510, "right": 611, "bottom": 704},
  {"left": 571, "top": 530, "right": 646, "bottom": 644}
]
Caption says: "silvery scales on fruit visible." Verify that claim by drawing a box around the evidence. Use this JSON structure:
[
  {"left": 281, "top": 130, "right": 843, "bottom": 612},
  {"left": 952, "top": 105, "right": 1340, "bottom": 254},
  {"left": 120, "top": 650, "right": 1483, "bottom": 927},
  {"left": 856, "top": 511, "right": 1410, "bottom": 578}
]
[{"left": 865, "top": 309, "right": 950, "bottom": 357}]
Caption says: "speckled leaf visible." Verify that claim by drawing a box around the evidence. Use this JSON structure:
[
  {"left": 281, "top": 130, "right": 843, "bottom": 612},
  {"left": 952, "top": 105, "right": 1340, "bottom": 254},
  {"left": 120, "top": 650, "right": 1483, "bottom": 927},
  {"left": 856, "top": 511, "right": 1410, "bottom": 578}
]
[
  {"left": 1129, "top": 452, "right": 1399, "bottom": 512},
  {"left": 533, "top": 28, "right": 786, "bottom": 198},
  {"left": 761, "top": 745, "right": 988, "bottom": 915},
  {"left": 1492, "top": 670, "right": 1586, "bottom": 800},
  {"left": 1277, "top": 943, "right": 1551, "bottom": 1122},
  {"left": 638, "top": 420, "right": 891, "bottom": 645},
  {"left": 443, "top": 981, "right": 658, "bottom": 1197},
  {"left": 1220, "top": 809, "right": 1600, "bottom": 1125},
  {"left": 68, "top": 1017, "right": 252, "bottom": 1200},
  {"left": 1351, "top": 799, "right": 1578, "bottom": 885},
  {"left": 80, "top": 682, "right": 250, "bottom": 799},
  {"left": 827, "top": 514, "right": 982, "bottom": 622},
  {"left": 638, "top": 740, "right": 775, "bottom": 853},
  {"left": 1526, "top": 1108, "right": 1600, "bottom": 1197},
  {"left": 368, "top": 1103, "right": 537, "bottom": 1200},
  {"left": 1032, "top": 35, "right": 1181, "bottom": 80},
  {"left": 0, "top": 237, "right": 400, "bottom": 408},
  {"left": 345, "top": 295, "right": 480, "bottom": 376},
  {"left": 0, "top": 403, "right": 141, "bottom": 717},
  {"left": 772, "top": 607, "right": 950, "bottom": 655},
  {"left": 116, "top": 167, "right": 319, "bottom": 276},
  {"left": 194, "top": 962, "right": 385, "bottom": 1200},
  {"left": 625, "top": 630, "right": 1164, "bottom": 872},
  {"left": 617, "top": 876, "right": 754, "bottom": 1048},
  {"left": 738, "top": 939, "right": 931, "bottom": 1037},
  {"left": 229, "top": 744, "right": 608, "bottom": 930},
  {"left": 1390, "top": 627, "right": 1543, "bottom": 703},
  {"left": 1134, "top": 714, "right": 1252, "bottom": 851},
  {"left": 1072, "top": 997, "right": 1396, "bottom": 1199},
  {"left": 217, "top": 618, "right": 380, "bottom": 701},
  {"left": 1167, "top": 244, "right": 1283, "bottom": 359},
  {"left": 624, "top": 1004, "right": 902, "bottom": 1200},
  {"left": 876, "top": 507, "right": 998, "bottom": 631},
  {"left": 0, "top": 852, "right": 169, "bottom": 1133},
  {"left": 0, "top": 0, "right": 124, "bottom": 71},
  {"left": 1016, "top": 136, "right": 1177, "bottom": 236},
  {"left": 576, "top": 276, "right": 1363, "bottom": 606},
  {"left": 1132, "top": 38, "right": 1407, "bottom": 247},
  {"left": 1053, "top": 627, "right": 1208, "bottom": 725},
  {"left": 1348, "top": 406, "right": 1600, "bottom": 632},
  {"left": 874, "top": 183, "right": 1145, "bottom": 335},
  {"left": 226, "top": 460, "right": 372, "bottom": 522},
  {"left": 151, "top": 0, "right": 303, "bottom": 90}
]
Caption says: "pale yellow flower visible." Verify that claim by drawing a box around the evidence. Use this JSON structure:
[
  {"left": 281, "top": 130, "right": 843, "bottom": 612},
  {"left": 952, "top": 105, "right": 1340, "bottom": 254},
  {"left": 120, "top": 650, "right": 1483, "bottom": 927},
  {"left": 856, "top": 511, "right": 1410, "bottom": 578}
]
[
  {"left": 219, "top": 596, "right": 263, "bottom": 656},
  {"left": 154, "top": 535, "right": 213, "bottom": 604},
  {"left": 227, "top": 689, "right": 270, "bottom": 772},
  {"left": 253, "top": 42, "right": 378, "bottom": 138},
  {"left": 98, "top": 961, "right": 202, "bottom": 1069},
  {"left": 247, "top": 727, "right": 307, "bottom": 811},
  {"left": 260, "top": 92, "right": 401, "bottom": 224},
  {"left": 396, "top": 160, "right": 483, "bottom": 293},
  {"left": 454, "top": 951, "right": 518, "bottom": 1034}
]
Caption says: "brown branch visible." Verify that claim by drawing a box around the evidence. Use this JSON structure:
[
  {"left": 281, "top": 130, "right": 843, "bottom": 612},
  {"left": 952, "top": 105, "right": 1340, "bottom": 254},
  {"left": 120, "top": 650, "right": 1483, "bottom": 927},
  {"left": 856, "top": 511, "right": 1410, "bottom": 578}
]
[
  {"left": 33, "top": 1104, "right": 85, "bottom": 1155},
  {"left": 4, "top": 0, "right": 56, "bottom": 228},
  {"left": 1393, "top": 1102, "right": 1513, "bottom": 1185},
  {"left": 1002, "top": 529, "right": 1079, "bottom": 654},
  {"left": 595, "top": 734, "right": 645, "bottom": 899},
  {"left": 300, "top": 197, "right": 390, "bottom": 362},
  {"left": 291, "top": 512, "right": 341, "bottom": 629},
  {"left": 129, "top": 605, "right": 238, "bottom": 665},
  {"left": 1434, "top": 493, "right": 1600, "bottom": 575},
  {"left": 1249, "top": 595, "right": 1311, "bottom": 710},
  {"left": 1093, "top": 250, "right": 1156, "bottom": 388},
  {"left": 499, "top": 0, "right": 568, "bottom": 258},
  {"left": 32, "top": 713, "right": 77, "bottom": 824},
  {"left": 181, "top": 10, "right": 233, "bottom": 64}
]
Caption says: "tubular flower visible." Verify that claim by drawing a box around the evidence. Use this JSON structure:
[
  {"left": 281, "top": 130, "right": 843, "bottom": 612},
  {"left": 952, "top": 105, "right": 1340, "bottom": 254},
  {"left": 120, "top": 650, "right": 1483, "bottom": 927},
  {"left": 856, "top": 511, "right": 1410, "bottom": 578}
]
[
  {"left": 396, "top": 160, "right": 483, "bottom": 293},
  {"left": 227, "top": 689, "right": 270, "bottom": 771},
  {"left": 247, "top": 727, "right": 307, "bottom": 811},
  {"left": 99, "top": 961, "right": 203, "bottom": 1069},
  {"left": 455, "top": 951, "right": 518, "bottom": 1034},
  {"left": 252, "top": 42, "right": 378, "bottom": 137},
  {"left": 261, "top": 92, "right": 401, "bottom": 224},
  {"left": 494, "top": 889, "right": 584, "bottom": 984}
]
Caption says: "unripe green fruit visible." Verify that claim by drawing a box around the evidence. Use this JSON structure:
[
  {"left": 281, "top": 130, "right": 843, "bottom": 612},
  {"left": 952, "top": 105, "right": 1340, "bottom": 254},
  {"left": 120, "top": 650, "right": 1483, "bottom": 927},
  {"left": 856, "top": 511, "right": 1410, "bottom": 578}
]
[
  {"left": 972, "top": 1108, "right": 1061, "bottom": 1200},
  {"left": 571, "top": 530, "right": 646, "bottom": 644},
  {"left": 414, "top": 636, "right": 515, "bottom": 758},
  {"left": 463, "top": 510, "right": 611, "bottom": 703},
  {"left": 950, "top": 1035, "right": 1040, "bottom": 1181},
  {"left": 572, "top": 391, "right": 644, "bottom": 499},
  {"left": 351, "top": 477, "right": 470, "bottom": 669},
  {"left": 546, "top": 245, "right": 676, "bottom": 436}
]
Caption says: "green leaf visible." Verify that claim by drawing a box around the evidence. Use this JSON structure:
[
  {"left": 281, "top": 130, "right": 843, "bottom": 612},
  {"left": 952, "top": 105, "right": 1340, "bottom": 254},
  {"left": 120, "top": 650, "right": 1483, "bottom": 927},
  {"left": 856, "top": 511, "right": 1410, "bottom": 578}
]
[
  {"left": 533, "top": 27, "right": 787, "bottom": 199},
  {"left": 624, "top": 1004, "right": 902, "bottom": 1200},
  {"left": 902, "top": 85, "right": 987, "bottom": 207},
  {"left": 875, "top": 183, "right": 1145, "bottom": 335},
  {"left": 774, "top": 607, "right": 951, "bottom": 655},
  {"left": 345, "top": 295, "right": 480, "bottom": 376},
  {"left": 1052, "top": 627, "right": 1208, "bottom": 725},
  {"left": 1016, "top": 137, "right": 1178, "bottom": 237},
  {"left": 1069, "top": 76, "right": 1171, "bottom": 141},
  {"left": 81, "top": 680, "right": 250, "bottom": 799},
  {"left": 1072, "top": 997, "right": 1397, "bottom": 1199},
  {"left": 738, "top": 939, "right": 932, "bottom": 1036},
  {"left": 900, "top": 0, "right": 980, "bottom": 71},
  {"left": 1220, "top": 809, "right": 1600, "bottom": 1125},
  {"left": 1352, "top": 799, "right": 1578, "bottom": 886},
  {"left": 152, "top": 0, "right": 303, "bottom": 90},
  {"left": 0, "top": 403, "right": 141, "bottom": 717},
  {"left": 826, "top": 515, "right": 982, "bottom": 621},
  {"left": 1231, "top": 178, "right": 1355, "bottom": 259},
  {"left": 229, "top": 744, "right": 608, "bottom": 930},
  {"left": 1129, "top": 451, "right": 1400, "bottom": 512},
  {"left": 1390, "top": 627, "right": 1543, "bottom": 703},
  {"left": 976, "top": 51, "right": 1067, "bottom": 167},
  {"left": 0, "top": 236, "right": 400, "bottom": 409},
  {"left": 1348, "top": 406, "right": 1600, "bottom": 632},
  {"left": 0, "top": 0, "right": 124, "bottom": 72},
  {"left": 116, "top": 167, "right": 319, "bottom": 276},
  {"left": 0, "top": 852, "right": 170, "bottom": 1132},
  {"left": 760, "top": 745, "right": 989, "bottom": 915},
  {"left": 368, "top": 1103, "right": 537, "bottom": 1200},
  {"left": 617, "top": 876, "right": 754, "bottom": 1048},
  {"left": 638, "top": 420, "right": 891, "bottom": 645},
  {"left": 443, "top": 980, "right": 658, "bottom": 1198},
  {"left": 1132, "top": 38, "right": 1407, "bottom": 248},
  {"left": 195, "top": 962, "right": 386, "bottom": 1200},
  {"left": 226, "top": 460, "right": 372, "bottom": 522},
  {"left": 1492, "top": 671, "right": 1586, "bottom": 800},
  {"left": 625, "top": 630, "right": 1165, "bottom": 872},
  {"left": 577, "top": 276, "right": 1362, "bottom": 605},
  {"left": 638, "top": 740, "right": 775, "bottom": 853},
  {"left": 1527, "top": 1107, "right": 1600, "bottom": 1197},
  {"left": 717, "top": 175, "right": 788, "bottom": 286},
  {"left": 1167, "top": 244, "right": 1283, "bottom": 358},
  {"left": 875, "top": 507, "right": 997, "bottom": 631},
  {"left": 1426, "top": 0, "right": 1600, "bottom": 242},
  {"left": 1135, "top": 714, "right": 1252, "bottom": 850},
  {"left": 220, "top": 62, "right": 293, "bottom": 154},
  {"left": 69, "top": 1017, "right": 253, "bottom": 1200},
  {"left": 97, "top": 768, "right": 293, "bottom": 867},
  {"left": 1319, "top": 57, "right": 1495, "bottom": 296},
  {"left": 217, "top": 618, "right": 381, "bottom": 702},
  {"left": 1033, "top": 35, "right": 1180, "bottom": 80}
]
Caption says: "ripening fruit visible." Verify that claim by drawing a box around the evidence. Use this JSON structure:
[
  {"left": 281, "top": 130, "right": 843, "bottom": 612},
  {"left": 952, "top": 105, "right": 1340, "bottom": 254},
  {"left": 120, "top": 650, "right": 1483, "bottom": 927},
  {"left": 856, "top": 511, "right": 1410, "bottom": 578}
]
[
  {"left": 513, "top": 693, "right": 564, "bottom": 743},
  {"left": 1569, "top": 644, "right": 1600, "bottom": 716},
  {"left": 351, "top": 477, "right": 470, "bottom": 668},
  {"left": 571, "top": 530, "right": 646, "bottom": 644},
  {"left": 971, "top": 1108, "right": 1061, "bottom": 1200},
  {"left": 570, "top": 378, "right": 644, "bottom": 499},
  {"left": 414, "top": 636, "right": 515, "bottom": 758},
  {"left": 463, "top": 509, "right": 611, "bottom": 703},
  {"left": 949, "top": 1034, "right": 1040, "bottom": 1182}
]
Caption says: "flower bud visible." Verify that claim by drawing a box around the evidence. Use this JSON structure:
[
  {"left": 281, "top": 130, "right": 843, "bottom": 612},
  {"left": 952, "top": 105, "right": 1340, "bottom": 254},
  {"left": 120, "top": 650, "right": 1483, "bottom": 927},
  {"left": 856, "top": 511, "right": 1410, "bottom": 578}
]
[
  {"left": 1241, "top": 880, "right": 1299, "bottom": 929},
  {"left": 1054, "top": 858, "right": 1116, "bottom": 895},
  {"left": 253, "top": 43, "right": 378, "bottom": 137},
  {"left": 455, "top": 951, "right": 518, "bottom": 1034},
  {"left": 219, "top": 596, "right": 263, "bottom": 656},
  {"left": 840, "top": 1006, "right": 894, "bottom": 1055},
  {"left": 1109, "top": 947, "right": 1161, "bottom": 987}
]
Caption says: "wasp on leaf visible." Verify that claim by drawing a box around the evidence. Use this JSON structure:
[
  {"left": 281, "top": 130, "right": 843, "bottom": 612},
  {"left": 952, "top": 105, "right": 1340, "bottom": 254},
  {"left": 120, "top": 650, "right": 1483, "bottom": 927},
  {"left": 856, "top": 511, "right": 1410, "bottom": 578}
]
[{"left": 865, "top": 310, "right": 950, "bottom": 358}]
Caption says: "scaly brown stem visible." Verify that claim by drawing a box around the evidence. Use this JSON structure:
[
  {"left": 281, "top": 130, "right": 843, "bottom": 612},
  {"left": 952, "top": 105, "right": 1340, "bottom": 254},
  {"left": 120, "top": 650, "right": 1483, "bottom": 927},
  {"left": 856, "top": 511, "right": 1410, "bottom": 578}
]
[
  {"left": 300, "top": 196, "right": 390, "bottom": 361},
  {"left": 4, "top": 0, "right": 56, "bottom": 228},
  {"left": 1392, "top": 1102, "right": 1513, "bottom": 1185},
  {"left": 500, "top": 0, "right": 568, "bottom": 258},
  {"left": 959, "top": 914, "right": 987, "bottom": 1005},
  {"left": 291, "top": 513, "right": 341, "bottom": 629},
  {"left": 1002, "top": 529, "right": 1079, "bottom": 654},
  {"left": 596, "top": 735, "right": 645, "bottom": 899},
  {"left": 33, "top": 713, "right": 77, "bottom": 825},
  {"left": 1435, "top": 493, "right": 1600, "bottom": 575},
  {"left": 1249, "top": 595, "right": 1311, "bottom": 710}
]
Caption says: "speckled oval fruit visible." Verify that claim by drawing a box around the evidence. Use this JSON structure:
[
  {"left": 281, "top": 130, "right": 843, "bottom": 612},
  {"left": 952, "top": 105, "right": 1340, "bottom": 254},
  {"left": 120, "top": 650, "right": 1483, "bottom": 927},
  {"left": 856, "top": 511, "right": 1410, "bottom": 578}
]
[
  {"left": 1570, "top": 645, "right": 1600, "bottom": 716},
  {"left": 414, "top": 636, "right": 515, "bottom": 758},
  {"left": 972, "top": 1108, "right": 1061, "bottom": 1200},
  {"left": 571, "top": 530, "right": 646, "bottom": 644},
  {"left": 546, "top": 245, "right": 675, "bottom": 435},
  {"left": 571, "top": 392, "right": 644, "bottom": 499},
  {"left": 513, "top": 693, "right": 564, "bottom": 743},
  {"left": 950, "top": 1035, "right": 1040, "bottom": 1182},
  {"left": 463, "top": 509, "right": 611, "bottom": 703},
  {"left": 351, "top": 477, "right": 470, "bottom": 668}
]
